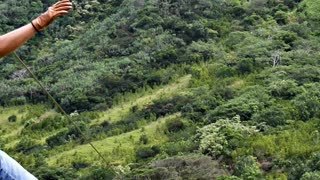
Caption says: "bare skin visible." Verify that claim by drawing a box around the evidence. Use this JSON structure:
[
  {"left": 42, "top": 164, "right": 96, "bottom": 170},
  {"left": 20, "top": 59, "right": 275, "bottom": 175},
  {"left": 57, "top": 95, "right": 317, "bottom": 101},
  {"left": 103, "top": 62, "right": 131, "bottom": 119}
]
[
  {"left": 0, "top": 24, "right": 37, "bottom": 58},
  {"left": 0, "top": 0, "right": 72, "bottom": 58}
]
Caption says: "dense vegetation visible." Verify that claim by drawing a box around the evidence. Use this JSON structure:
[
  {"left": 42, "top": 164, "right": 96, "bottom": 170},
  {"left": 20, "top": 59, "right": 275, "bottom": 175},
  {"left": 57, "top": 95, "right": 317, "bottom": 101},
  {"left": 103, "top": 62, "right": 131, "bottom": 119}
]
[{"left": 1, "top": 0, "right": 320, "bottom": 179}]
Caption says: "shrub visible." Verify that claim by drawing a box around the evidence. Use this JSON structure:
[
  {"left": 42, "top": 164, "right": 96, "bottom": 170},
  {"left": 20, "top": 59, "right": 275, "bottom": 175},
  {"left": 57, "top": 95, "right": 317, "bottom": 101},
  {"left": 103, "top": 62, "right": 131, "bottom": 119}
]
[
  {"left": 131, "top": 155, "right": 227, "bottom": 179},
  {"left": 15, "top": 137, "right": 42, "bottom": 154},
  {"left": 166, "top": 118, "right": 185, "bottom": 133},
  {"left": 293, "top": 83, "right": 320, "bottom": 121},
  {"left": 252, "top": 105, "right": 290, "bottom": 127},
  {"left": 233, "top": 156, "right": 263, "bottom": 179},
  {"left": 161, "top": 140, "right": 198, "bottom": 156},
  {"left": 208, "top": 86, "right": 271, "bottom": 121},
  {"left": 8, "top": 115, "right": 17, "bottom": 122},
  {"left": 136, "top": 145, "right": 160, "bottom": 159},
  {"left": 236, "top": 58, "right": 254, "bottom": 75},
  {"left": 274, "top": 10, "right": 288, "bottom": 25},
  {"left": 80, "top": 167, "right": 116, "bottom": 180},
  {"left": 145, "top": 95, "right": 191, "bottom": 118},
  {"left": 268, "top": 79, "right": 300, "bottom": 99},
  {"left": 46, "top": 130, "right": 68, "bottom": 148},
  {"left": 275, "top": 31, "right": 298, "bottom": 47},
  {"left": 34, "top": 167, "right": 78, "bottom": 180},
  {"left": 9, "top": 96, "right": 27, "bottom": 105},
  {"left": 28, "top": 114, "right": 68, "bottom": 132},
  {"left": 139, "top": 134, "right": 149, "bottom": 145},
  {"left": 72, "top": 160, "right": 90, "bottom": 170},
  {"left": 215, "top": 65, "right": 237, "bottom": 78},
  {"left": 195, "top": 116, "right": 256, "bottom": 157},
  {"left": 301, "top": 172, "right": 320, "bottom": 180}
]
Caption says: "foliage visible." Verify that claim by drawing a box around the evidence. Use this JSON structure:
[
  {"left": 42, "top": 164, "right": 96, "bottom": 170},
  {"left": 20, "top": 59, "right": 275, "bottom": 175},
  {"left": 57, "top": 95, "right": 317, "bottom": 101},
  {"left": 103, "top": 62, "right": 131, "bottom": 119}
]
[
  {"left": 233, "top": 156, "right": 263, "bottom": 180},
  {"left": 1, "top": 0, "right": 320, "bottom": 179},
  {"left": 251, "top": 105, "right": 291, "bottom": 127},
  {"left": 165, "top": 118, "right": 185, "bottom": 133},
  {"left": 8, "top": 115, "right": 17, "bottom": 122},
  {"left": 46, "top": 130, "right": 68, "bottom": 148},
  {"left": 15, "top": 137, "right": 42, "bottom": 154},
  {"left": 33, "top": 166, "right": 78, "bottom": 180},
  {"left": 128, "top": 155, "right": 226, "bottom": 179},
  {"left": 136, "top": 145, "right": 160, "bottom": 160},
  {"left": 301, "top": 172, "right": 320, "bottom": 180},
  {"left": 293, "top": 83, "right": 320, "bottom": 121},
  {"left": 207, "top": 86, "right": 272, "bottom": 121},
  {"left": 195, "top": 115, "right": 256, "bottom": 157},
  {"left": 79, "top": 167, "right": 116, "bottom": 180}
]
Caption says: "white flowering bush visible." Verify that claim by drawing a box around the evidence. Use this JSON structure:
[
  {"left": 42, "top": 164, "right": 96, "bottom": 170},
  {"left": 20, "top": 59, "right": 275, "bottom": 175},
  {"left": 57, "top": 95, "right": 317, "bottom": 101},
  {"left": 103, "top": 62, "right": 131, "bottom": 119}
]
[
  {"left": 195, "top": 115, "right": 256, "bottom": 157},
  {"left": 301, "top": 171, "right": 320, "bottom": 180}
]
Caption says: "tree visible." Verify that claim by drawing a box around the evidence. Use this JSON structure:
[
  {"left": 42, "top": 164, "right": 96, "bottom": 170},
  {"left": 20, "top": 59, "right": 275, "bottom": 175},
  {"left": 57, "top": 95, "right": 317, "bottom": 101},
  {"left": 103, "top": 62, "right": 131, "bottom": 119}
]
[
  {"left": 252, "top": 105, "right": 290, "bottom": 127},
  {"left": 293, "top": 83, "right": 320, "bottom": 121},
  {"left": 208, "top": 86, "right": 271, "bottom": 121}
]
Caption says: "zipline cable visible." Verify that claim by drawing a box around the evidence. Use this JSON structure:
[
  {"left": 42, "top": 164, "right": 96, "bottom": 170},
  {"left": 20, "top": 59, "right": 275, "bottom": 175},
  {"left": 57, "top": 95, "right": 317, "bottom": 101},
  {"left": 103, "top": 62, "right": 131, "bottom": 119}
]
[{"left": 13, "top": 52, "right": 109, "bottom": 165}]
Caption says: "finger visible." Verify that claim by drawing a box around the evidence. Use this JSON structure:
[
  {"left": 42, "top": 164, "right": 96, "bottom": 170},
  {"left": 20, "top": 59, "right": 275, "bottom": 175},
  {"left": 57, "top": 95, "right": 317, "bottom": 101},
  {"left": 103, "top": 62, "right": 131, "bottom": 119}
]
[
  {"left": 53, "top": 0, "right": 71, "bottom": 7},
  {"left": 55, "top": 10, "right": 69, "bottom": 17},
  {"left": 54, "top": 5, "right": 73, "bottom": 11},
  {"left": 54, "top": 2, "right": 72, "bottom": 8}
]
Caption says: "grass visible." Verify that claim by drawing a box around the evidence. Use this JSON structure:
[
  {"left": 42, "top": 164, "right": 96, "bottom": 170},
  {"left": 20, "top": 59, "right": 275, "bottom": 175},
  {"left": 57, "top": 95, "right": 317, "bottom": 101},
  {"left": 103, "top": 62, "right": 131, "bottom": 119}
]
[
  {"left": 0, "top": 75, "right": 191, "bottom": 173},
  {"left": 0, "top": 105, "right": 56, "bottom": 148},
  {"left": 0, "top": 75, "right": 190, "bottom": 148},
  {"left": 90, "top": 75, "right": 191, "bottom": 125},
  {"left": 46, "top": 113, "right": 181, "bottom": 167},
  {"left": 0, "top": 106, "right": 27, "bottom": 135},
  {"left": 44, "top": 75, "right": 191, "bottom": 168},
  {"left": 0, "top": 106, "right": 33, "bottom": 148}
]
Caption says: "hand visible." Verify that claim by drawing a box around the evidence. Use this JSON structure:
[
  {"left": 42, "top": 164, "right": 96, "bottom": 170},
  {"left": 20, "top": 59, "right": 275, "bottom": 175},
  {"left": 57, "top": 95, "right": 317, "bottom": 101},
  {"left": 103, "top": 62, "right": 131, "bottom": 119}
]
[{"left": 32, "top": 0, "right": 73, "bottom": 31}]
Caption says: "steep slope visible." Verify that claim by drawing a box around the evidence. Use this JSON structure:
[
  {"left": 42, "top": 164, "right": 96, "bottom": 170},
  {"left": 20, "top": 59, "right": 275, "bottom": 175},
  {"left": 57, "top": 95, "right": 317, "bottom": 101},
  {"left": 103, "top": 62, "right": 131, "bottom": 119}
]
[{"left": 1, "top": 0, "right": 320, "bottom": 179}]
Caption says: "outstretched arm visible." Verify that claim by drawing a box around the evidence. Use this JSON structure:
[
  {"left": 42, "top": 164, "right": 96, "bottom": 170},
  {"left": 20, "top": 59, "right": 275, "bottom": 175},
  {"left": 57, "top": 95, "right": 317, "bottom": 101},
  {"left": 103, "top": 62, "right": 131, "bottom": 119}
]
[
  {"left": 0, "top": 24, "right": 37, "bottom": 58},
  {"left": 0, "top": 0, "right": 72, "bottom": 58}
]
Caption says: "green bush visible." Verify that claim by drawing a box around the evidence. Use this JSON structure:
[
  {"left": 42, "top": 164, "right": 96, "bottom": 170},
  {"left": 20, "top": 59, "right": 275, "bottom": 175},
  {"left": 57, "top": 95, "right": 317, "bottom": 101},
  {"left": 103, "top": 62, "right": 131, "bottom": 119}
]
[
  {"left": 301, "top": 172, "right": 320, "bottom": 180},
  {"left": 139, "top": 134, "right": 149, "bottom": 145},
  {"left": 252, "top": 105, "right": 291, "bottom": 127},
  {"left": 293, "top": 83, "right": 320, "bottom": 121},
  {"left": 236, "top": 58, "right": 254, "bottom": 75},
  {"left": 129, "top": 155, "right": 226, "bottom": 179},
  {"left": 8, "top": 115, "right": 17, "bottom": 122},
  {"left": 15, "top": 137, "right": 42, "bottom": 154},
  {"left": 274, "top": 10, "right": 288, "bottom": 25},
  {"left": 136, "top": 145, "right": 160, "bottom": 160},
  {"left": 34, "top": 167, "right": 78, "bottom": 180},
  {"left": 268, "top": 79, "right": 300, "bottom": 99},
  {"left": 166, "top": 118, "right": 185, "bottom": 133},
  {"left": 80, "top": 167, "right": 116, "bottom": 180},
  {"left": 208, "top": 86, "right": 271, "bottom": 121},
  {"left": 46, "top": 130, "right": 68, "bottom": 148},
  {"left": 72, "top": 160, "right": 90, "bottom": 170},
  {"left": 195, "top": 116, "right": 256, "bottom": 157},
  {"left": 27, "top": 114, "right": 68, "bottom": 132},
  {"left": 233, "top": 156, "right": 263, "bottom": 179}
]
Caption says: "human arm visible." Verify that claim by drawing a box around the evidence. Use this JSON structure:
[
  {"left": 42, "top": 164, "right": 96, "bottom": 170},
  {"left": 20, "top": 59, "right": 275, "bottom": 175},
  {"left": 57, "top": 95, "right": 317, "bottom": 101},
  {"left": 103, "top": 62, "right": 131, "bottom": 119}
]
[
  {"left": 0, "top": 0, "right": 72, "bottom": 58},
  {"left": 0, "top": 24, "right": 37, "bottom": 58}
]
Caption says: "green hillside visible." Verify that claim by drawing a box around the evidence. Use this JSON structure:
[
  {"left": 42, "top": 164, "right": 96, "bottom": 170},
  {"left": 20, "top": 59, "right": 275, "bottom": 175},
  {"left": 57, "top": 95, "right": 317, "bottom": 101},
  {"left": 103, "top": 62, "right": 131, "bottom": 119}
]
[{"left": 1, "top": 0, "right": 320, "bottom": 179}]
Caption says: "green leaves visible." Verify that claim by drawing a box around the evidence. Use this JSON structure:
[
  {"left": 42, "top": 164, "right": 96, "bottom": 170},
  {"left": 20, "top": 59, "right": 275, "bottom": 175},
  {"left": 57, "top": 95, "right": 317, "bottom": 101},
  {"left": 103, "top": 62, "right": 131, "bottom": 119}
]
[
  {"left": 293, "top": 83, "right": 320, "bottom": 121},
  {"left": 195, "top": 116, "right": 256, "bottom": 157},
  {"left": 233, "top": 156, "right": 263, "bottom": 180}
]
